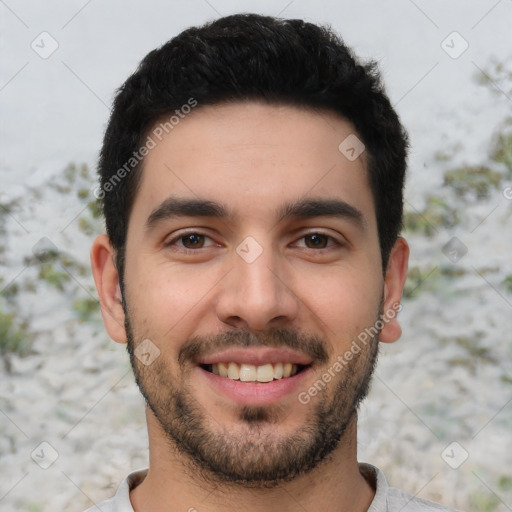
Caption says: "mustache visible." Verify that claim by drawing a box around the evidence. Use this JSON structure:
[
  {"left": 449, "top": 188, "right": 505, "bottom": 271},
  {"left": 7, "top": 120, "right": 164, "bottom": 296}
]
[{"left": 178, "top": 328, "right": 330, "bottom": 367}]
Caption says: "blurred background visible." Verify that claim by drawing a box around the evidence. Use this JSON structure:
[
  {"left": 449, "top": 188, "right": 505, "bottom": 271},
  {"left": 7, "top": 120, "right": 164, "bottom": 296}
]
[{"left": 1, "top": 1, "right": 511, "bottom": 510}]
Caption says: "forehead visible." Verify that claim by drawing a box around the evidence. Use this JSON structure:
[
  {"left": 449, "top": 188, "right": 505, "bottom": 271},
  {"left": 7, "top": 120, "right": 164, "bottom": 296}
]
[{"left": 132, "top": 101, "right": 375, "bottom": 230}]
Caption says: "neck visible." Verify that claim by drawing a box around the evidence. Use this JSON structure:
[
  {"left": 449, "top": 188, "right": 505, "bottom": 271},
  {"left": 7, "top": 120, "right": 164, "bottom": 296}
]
[{"left": 130, "top": 408, "right": 375, "bottom": 512}]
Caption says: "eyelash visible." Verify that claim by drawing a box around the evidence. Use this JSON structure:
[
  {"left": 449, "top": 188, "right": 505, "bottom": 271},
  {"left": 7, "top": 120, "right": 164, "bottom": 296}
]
[{"left": 164, "top": 231, "right": 343, "bottom": 253}]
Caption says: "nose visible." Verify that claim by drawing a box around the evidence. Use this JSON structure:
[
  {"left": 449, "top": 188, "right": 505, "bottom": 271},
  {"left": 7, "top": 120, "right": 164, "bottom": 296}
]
[{"left": 215, "top": 240, "right": 300, "bottom": 332}]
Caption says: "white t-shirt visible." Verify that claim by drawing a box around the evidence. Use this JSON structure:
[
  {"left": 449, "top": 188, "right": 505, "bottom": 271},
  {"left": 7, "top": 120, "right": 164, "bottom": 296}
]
[{"left": 83, "top": 463, "right": 462, "bottom": 511}]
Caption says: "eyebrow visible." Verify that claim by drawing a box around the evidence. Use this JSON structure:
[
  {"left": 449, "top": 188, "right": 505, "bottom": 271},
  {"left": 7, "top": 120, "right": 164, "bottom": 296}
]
[
  {"left": 145, "top": 197, "right": 227, "bottom": 230},
  {"left": 276, "top": 198, "right": 366, "bottom": 231},
  {"left": 145, "top": 196, "right": 366, "bottom": 232}
]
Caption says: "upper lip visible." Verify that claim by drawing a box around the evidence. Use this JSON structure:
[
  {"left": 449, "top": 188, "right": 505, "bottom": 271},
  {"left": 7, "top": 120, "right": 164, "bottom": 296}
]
[{"left": 197, "top": 347, "right": 313, "bottom": 366}]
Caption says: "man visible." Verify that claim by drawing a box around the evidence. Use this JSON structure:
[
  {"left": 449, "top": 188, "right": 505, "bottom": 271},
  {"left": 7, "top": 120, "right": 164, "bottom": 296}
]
[{"left": 88, "top": 13, "right": 460, "bottom": 512}]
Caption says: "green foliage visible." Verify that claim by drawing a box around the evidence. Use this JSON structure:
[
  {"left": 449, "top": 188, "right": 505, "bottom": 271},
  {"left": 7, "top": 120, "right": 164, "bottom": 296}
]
[
  {"left": 403, "top": 196, "right": 459, "bottom": 236},
  {"left": 63, "top": 163, "right": 78, "bottom": 184},
  {"left": 498, "top": 475, "right": 512, "bottom": 491},
  {"left": 503, "top": 275, "right": 512, "bottom": 294},
  {"left": 80, "top": 163, "right": 89, "bottom": 179},
  {"left": 78, "top": 197, "right": 103, "bottom": 236},
  {"left": 23, "top": 241, "right": 89, "bottom": 289},
  {"left": 64, "top": 162, "right": 90, "bottom": 182},
  {"left": 87, "top": 199, "right": 102, "bottom": 219},
  {"left": 73, "top": 297, "right": 100, "bottom": 322},
  {"left": 444, "top": 166, "right": 503, "bottom": 199},
  {"left": 59, "top": 255, "right": 88, "bottom": 277},
  {"left": 77, "top": 188, "right": 89, "bottom": 199},
  {"left": 443, "top": 335, "right": 495, "bottom": 364},
  {"left": 476, "top": 60, "right": 512, "bottom": 177},
  {"left": 0, "top": 199, "right": 21, "bottom": 239},
  {"left": 78, "top": 217, "right": 95, "bottom": 236},
  {"left": 491, "top": 131, "right": 512, "bottom": 175},
  {"left": 38, "top": 263, "right": 70, "bottom": 291},
  {"left": 33, "top": 247, "right": 59, "bottom": 265},
  {"left": 0, "top": 205, "right": 11, "bottom": 237},
  {"left": 404, "top": 264, "right": 473, "bottom": 301},
  {"left": 20, "top": 501, "right": 43, "bottom": 512},
  {"left": 475, "top": 59, "right": 510, "bottom": 95},
  {"left": 433, "top": 150, "right": 452, "bottom": 162},
  {"left": 58, "top": 162, "right": 92, "bottom": 195},
  {"left": 469, "top": 489, "right": 501, "bottom": 512},
  {"left": 438, "top": 266, "right": 467, "bottom": 278},
  {"left": 49, "top": 182, "right": 71, "bottom": 194},
  {"left": 0, "top": 305, "right": 29, "bottom": 355},
  {"left": 1, "top": 280, "right": 19, "bottom": 300},
  {"left": 404, "top": 266, "right": 439, "bottom": 298}
]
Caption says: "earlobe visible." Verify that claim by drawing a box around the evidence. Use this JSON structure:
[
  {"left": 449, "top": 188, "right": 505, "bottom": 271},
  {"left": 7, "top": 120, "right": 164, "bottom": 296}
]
[
  {"left": 90, "top": 234, "right": 128, "bottom": 343},
  {"left": 379, "top": 237, "right": 409, "bottom": 344}
]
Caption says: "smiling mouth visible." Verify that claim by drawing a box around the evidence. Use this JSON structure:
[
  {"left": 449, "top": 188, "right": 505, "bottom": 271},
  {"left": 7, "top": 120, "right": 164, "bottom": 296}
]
[{"left": 200, "top": 362, "right": 309, "bottom": 383}]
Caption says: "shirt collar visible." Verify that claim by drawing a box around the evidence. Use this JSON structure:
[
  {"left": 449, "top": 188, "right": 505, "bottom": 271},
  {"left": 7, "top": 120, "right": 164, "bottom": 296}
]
[{"left": 115, "top": 463, "right": 388, "bottom": 511}]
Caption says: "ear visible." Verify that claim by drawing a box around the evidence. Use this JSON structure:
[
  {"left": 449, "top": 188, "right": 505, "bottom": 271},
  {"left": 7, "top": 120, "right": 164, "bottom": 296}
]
[
  {"left": 379, "top": 236, "right": 409, "bottom": 343},
  {"left": 90, "top": 234, "right": 127, "bottom": 344}
]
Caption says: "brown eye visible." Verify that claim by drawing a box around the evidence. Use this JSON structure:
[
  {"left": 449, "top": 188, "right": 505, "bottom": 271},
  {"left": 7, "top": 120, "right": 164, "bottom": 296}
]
[
  {"left": 164, "top": 231, "right": 217, "bottom": 252},
  {"left": 181, "top": 233, "right": 206, "bottom": 249},
  {"left": 304, "top": 233, "right": 330, "bottom": 249}
]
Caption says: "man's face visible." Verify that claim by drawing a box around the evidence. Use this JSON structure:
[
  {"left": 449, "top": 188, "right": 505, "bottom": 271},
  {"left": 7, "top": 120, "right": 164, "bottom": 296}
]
[{"left": 121, "top": 102, "right": 386, "bottom": 485}]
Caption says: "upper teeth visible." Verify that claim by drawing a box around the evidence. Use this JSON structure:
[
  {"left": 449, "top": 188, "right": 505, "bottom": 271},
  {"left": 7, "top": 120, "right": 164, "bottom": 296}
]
[{"left": 211, "top": 362, "right": 298, "bottom": 382}]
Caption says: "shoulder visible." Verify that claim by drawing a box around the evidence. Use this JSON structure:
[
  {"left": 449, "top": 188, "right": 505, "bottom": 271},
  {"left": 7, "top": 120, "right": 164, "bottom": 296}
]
[
  {"left": 360, "top": 463, "right": 463, "bottom": 512},
  {"left": 81, "top": 468, "right": 148, "bottom": 512},
  {"left": 82, "top": 496, "right": 116, "bottom": 512},
  {"left": 386, "top": 486, "right": 462, "bottom": 511}
]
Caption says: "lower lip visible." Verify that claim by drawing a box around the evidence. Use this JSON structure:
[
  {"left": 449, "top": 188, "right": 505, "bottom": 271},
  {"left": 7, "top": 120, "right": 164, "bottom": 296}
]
[{"left": 196, "top": 366, "right": 312, "bottom": 406}]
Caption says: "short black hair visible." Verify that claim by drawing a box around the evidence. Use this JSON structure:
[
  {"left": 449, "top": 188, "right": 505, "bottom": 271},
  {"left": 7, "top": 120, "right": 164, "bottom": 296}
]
[{"left": 97, "top": 13, "right": 408, "bottom": 287}]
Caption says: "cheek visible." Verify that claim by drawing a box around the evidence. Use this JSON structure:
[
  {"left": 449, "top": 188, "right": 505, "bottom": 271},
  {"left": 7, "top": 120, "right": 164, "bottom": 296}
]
[
  {"left": 125, "top": 254, "right": 224, "bottom": 335},
  {"left": 295, "top": 263, "right": 383, "bottom": 338}
]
